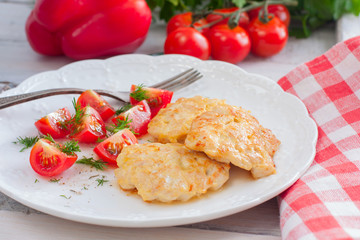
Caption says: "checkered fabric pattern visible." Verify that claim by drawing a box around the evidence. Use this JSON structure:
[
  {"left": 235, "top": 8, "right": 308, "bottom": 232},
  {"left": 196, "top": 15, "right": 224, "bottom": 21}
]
[{"left": 277, "top": 36, "right": 360, "bottom": 239}]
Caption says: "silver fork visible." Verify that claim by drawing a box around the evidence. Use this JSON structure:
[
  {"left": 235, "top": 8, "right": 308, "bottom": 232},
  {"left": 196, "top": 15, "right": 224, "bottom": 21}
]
[{"left": 0, "top": 68, "right": 202, "bottom": 109}]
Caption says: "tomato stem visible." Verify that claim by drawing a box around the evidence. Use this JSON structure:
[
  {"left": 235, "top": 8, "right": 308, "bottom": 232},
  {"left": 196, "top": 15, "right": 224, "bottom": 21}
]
[{"left": 195, "top": 0, "right": 297, "bottom": 30}]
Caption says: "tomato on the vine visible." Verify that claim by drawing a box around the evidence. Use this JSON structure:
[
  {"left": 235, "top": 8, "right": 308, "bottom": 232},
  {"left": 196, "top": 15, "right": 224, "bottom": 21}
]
[
  {"left": 247, "top": 16, "right": 288, "bottom": 57},
  {"left": 206, "top": 7, "right": 249, "bottom": 29},
  {"left": 167, "top": 12, "right": 209, "bottom": 36},
  {"left": 164, "top": 27, "right": 211, "bottom": 60},
  {"left": 208, "top": 24, "right": 251, "bottom": 64},
  {"left": 248, "top": 4, "right": 290, "bottom": 27}
]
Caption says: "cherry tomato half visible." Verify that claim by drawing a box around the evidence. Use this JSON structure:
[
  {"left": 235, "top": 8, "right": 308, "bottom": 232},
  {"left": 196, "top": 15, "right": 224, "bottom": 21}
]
[
  {"left": 30, "top": 138, "right": 78, "bottom": 177},
  {"left": 129, "top": 85, "right": 173, "bottom": 118},
  {"left": 247, "top": 16, "right": 288, "bottom": 57},
  {"left": 112, "top": 100, "right": 151, "bottom": 136},
  {"left": 206, "top": 7, "right": 249, "bottom": 29},
  {"left": 248, "top": 4, "right": 290, "bottom": 27},
  {"left": 71, "top": 106, "right": 106, "bottom": 143},
  {"left": 34, "top": 107, "right": 71, "bottom": 139},
  {"left": 208, "top": 24, "right": 251, "bottom": 64},
  {"left": 164, "top": 27, "right": 211, "bottom": 60},
  {"left": 93, "top": 129, "right": 137, "bottom": 165},
  {"left": 77, "top": 90, "right": 115, "bottom": 121},
  {"left": 167, "top": 12, "right": 209, "bottom": 36}
]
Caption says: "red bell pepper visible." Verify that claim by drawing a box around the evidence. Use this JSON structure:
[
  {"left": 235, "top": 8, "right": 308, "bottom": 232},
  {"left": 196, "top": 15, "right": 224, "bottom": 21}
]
[{"left": 25, "top": 0, "right": 152, "bottom": 60}]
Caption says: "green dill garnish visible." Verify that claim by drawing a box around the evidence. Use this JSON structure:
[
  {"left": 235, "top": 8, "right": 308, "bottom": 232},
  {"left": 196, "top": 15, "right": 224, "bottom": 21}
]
[
  {"left": 130, "top": 84, "right": 149, "bottom": 101},
  {"left": 61, "top": 140, "right": 81, "bottom": 155},
  {"left": 50, "top": 178, "right": 60, "bottom": 182},
  {"left": 71, "top": 98, "right": 85, "bottom": 126},
  {"left": 115, "top": 104, "right": 132, "bottom": 115},
  {"left": 13, "top": 136, "right": 39, "bottom": 152},
  {"left": 43, "top": 134, "right": 56, "bottom": 143},
  {"left": 34, "top": 179, "right": 39, "bottom": 183},
  {"left": 43, "top": 134, "right": 80, "bottom": 156},
  {"left": 107, "top": 116, "right": 132, "bottom": 134},
  {"left": 96, "top": 176, "right": 109, "bottom": 186},
  {"left": 82, "top": 186, "right": 88, "bottom": 190},
  {"left": 76, "top": 157, "right": 108, "bottom": 170},
  {"left": 96, "top": 137, "right": 104, "bottom": 143},
  {"left": 60, "top": 195, "right": 71, "bottom": 199}
]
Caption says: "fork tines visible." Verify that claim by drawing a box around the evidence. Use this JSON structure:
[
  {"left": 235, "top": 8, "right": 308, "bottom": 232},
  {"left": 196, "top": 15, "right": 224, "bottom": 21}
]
[{"left": 151, "top": 68, "right": 202, "bottom": 91}]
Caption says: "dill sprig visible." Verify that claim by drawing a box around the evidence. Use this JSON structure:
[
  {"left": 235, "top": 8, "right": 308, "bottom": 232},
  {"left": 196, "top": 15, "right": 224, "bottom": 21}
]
[
  {"left": 107, "top": 116, "right": 132, "bottom": 134},
  {"left": 61, "top": 140, "right": 81, "bottom": 155},
  {"left": 96, "top": 176, "right": 109, "bottom": 186},
  {"left": 13, "top": 136, "right": 39, "bottom": 152},
  {"left": 129, "top": 84, "right": 149, "bottom": 102},
  {"left": 76, "top": 156, "right": 108, "bottom": 170},
  {"left": 43, "top": 134, "right": 80, "bottom": 156},
  {"left": 115, "top": 104, "right": 132, "bottom": 115}
]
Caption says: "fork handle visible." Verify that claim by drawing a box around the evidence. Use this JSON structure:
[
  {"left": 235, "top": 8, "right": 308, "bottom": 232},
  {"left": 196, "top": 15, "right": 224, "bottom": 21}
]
[{"left": 0, "top": 88, "right": 88, "bottom": 109}]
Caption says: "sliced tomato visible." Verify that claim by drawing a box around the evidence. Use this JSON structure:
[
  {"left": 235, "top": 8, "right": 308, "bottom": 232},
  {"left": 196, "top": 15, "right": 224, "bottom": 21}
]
[
  {"left": 71, "top": 106, "right": 106, "bottom": 143},
  {"left": 29, "top": 138, "right": 77, "bottom": 177},
  {"left": 93, "top": 129, "right": 137, "bottom": 165},
  {"left": 129, "top": 85, "right": 173, "bottom": 118},
  {"left": 34, "top": 107, "right": 71, "bottom": 139},
  {"left": 77, "top": 90, "right": 115, "bottom": 121},
  {"left": 112, "top": 100, "right": 151, "bottom": 136}
]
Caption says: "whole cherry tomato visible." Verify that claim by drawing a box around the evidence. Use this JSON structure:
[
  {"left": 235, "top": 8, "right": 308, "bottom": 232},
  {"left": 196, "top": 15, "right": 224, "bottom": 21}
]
[
  {"left": 164, "top": 27, "right": 211, "bottom": 60},
  {"left": 248, "top": 4, "right": 290, "bottom": 27},
  {"left": 247, "top": 16, "right": 288, "bottom": 57},
  {"left": 167, "top": 12, "right": 209, "bottom": 36},
  {"left": 206, "top": 7, "right": 249, "bottom": 29},
  {"left": 208, "top": 24, "right": 251, "bottom": 64}
]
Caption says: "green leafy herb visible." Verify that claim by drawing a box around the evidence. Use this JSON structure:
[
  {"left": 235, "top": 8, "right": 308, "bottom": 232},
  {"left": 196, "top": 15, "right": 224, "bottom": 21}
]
[
  {"left": 50, "top": 178, "right": 60, "bottom": 182},
  {"left": 96, "top": 137, "right": 105, "bottom": 143},
  {"left": 129, "top": 84, "right": 149, "bottom": 102},
  {"left": 76, "top": 157, "right": 108, "bottom": 170},
  {"left": 61, "top": 140, "right": 81, "bottom": 155},
  {"left": 60, "top": 195, "right": 71, "bottom": 199},
  {"left": 43, "top": 134, "right": 80, "bottom": 156},
  {"left": 115, "top": 104, "right": 133, "bottom": 115},
  {"left": 13, "top": 136, "right": 39, "bottom": 152},
  {"left": 71, "top": 98, "right": 85, "bottom": 126},
  {"left": 107, "top": 116, "right": 132, "bottom": 134},
  {"left": 288, "top": 0, "right": 360, "bottom": 38},
  {"left": 96, "top": 176, "right": 109, "bottom": 186},
  {"left": 34, "top": 179, "right": 39, "bottom": 183}
]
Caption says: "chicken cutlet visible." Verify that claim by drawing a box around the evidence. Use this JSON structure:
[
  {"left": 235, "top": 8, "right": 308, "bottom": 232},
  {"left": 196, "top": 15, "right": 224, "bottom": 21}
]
[
  {"left": 114, "top": 142, "right": 230, "bottom": 202},
  {"left": 184, "top": 104, "right": 280, "bottom": 179},
  {"left": 147, "top": 96, "right": 225, "bottom": 143}
]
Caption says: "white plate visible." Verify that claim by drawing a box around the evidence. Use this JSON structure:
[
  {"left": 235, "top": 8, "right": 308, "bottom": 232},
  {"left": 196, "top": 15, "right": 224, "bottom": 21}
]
[{"left": 0, "top": 54, "right": 317, "bottom": 227}]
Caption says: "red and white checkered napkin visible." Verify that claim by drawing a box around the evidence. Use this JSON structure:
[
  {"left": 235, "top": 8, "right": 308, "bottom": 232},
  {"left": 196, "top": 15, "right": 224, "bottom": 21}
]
[{"left": 277, "top": 36, "right": 360, "bottom": 239}]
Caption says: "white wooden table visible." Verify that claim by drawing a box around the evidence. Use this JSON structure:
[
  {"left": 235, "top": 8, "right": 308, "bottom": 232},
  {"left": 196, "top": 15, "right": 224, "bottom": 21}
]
[{"left": 0, "top": 1, "right": 347, "bottom": 239}]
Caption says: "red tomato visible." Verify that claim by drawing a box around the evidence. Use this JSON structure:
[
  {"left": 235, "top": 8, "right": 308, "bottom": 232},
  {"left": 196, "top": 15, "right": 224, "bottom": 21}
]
[
  {"left": 247, "top": 16, "right": 288, "bottom": 57},
  {"left": 93, "top": 129, "right": 137, "bottom": 165},
  {"left": 164, "top": 27, "right": 211, "bottom": 60},
  {"left": 129, "top": 85, "right": 173, "bottom": 118},
  {"left": 71, "top": 106, "right": 106, "bottom": 143},
  {"left": 77, "top": 90, "right": 115, "bottom": 121},
  {"left": 167, "top": 12, "right": 209, "bottom": 36},
  {"left": 112, "top": 100, "right": 151, "bottom": 136},
  {"left": 206, "top": 7, "right": 249, "bottom": 29},
  {"left": 34, "top": 107, "right": 71, "bottom": 139},
  {"left": 30, "top": 138, "right": 78, "bottom": 177},
  {"left": 208, "top": 24, "right": 251, "bottom": 64},
  {"left": 248, "top": 4, "right": 290, "bottom": 27}
]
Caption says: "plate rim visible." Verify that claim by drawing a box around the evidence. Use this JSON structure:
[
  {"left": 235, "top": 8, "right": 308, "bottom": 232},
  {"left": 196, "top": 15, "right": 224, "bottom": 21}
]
[{"left": 0, "top": 54, "right": 318, "bottom": 227}]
